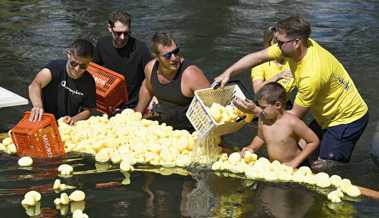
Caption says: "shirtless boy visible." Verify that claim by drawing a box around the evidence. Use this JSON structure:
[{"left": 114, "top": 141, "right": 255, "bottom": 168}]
[{"left": 240, "top": 82, "right": 319, "bottom": 168}]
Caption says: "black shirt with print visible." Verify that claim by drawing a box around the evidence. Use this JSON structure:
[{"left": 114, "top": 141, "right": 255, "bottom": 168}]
[{"left": 41, "top": 60, "right": 96, "bottom": 119}]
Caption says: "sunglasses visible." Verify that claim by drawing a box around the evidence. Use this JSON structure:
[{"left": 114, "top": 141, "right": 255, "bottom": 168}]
[
  {"left": 162, "top": 47, "right": 180, "bottom": 60},
  {"left": 112, "top": 29, "right": 130, "bottom": 37},
  {"left": 69, "top": 60, "right": 88, "bottom": 70},
  {"left": 276, "top": 38, "right": 297, "bottom": 47}
]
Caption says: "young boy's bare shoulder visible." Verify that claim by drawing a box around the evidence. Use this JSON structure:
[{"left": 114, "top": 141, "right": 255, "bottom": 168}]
[{"left": 282, "top": 111, "right": 304, "bottom": 126}]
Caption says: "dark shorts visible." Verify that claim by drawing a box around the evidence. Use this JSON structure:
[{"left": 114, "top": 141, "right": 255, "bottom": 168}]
[{"left": 309, "top": 112, "right": 369, "bottom": 162}]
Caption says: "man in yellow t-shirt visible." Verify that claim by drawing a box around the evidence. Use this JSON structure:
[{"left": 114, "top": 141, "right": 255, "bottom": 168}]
[{"left": 214, "top": 16, "right": 369, "bottom": 170}]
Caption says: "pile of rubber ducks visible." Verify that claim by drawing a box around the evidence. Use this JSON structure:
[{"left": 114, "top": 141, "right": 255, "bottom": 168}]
[
  {"left": 57, "top": 109, "right": 222, "bottom": 168},
  {"left": 211, "top": 151, "right": 361, "bottom": 203}
]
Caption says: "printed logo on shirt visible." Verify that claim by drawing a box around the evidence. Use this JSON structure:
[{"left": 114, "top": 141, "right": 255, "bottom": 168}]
[
  {"left": 337, "top": 77, "right": 350, "bottom": 91},
  {"left": 60, "top": 81, "right": 84, "bottom": 96}
]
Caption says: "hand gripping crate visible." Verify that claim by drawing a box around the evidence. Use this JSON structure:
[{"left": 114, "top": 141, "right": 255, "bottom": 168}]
[
  {"left": 186, "top": 84, "right": 247, "bottom": 139},
  {"left": 10, "top": 112, "right": 64, "bottom": 158},
  {"left": 87, "top": 62, "right": 128, "bottom": 115}
]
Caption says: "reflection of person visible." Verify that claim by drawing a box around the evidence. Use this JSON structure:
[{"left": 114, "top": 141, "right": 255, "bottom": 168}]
[
  {"left": 28, "top": 39, "right": 96, "bottom": 125},
  {"left": 258, "top": 184, "right": 314, "bottom": 218},
  {"left": 186, "top": 171, "right": 214, "bottom": 218},
  {"left": 215, "top": 16, "right": 368, "bottom": 170},
  {"left": 180, "top": 181, "right": 195, "bottom": 218},
  {"left": 94, "top": 11, "right": 153, "bottom": 109},
  {"left": 135, "top": 32, "right": 210, "bottom": 131},
  {"left": 142, "top": 173, "right": 155, "bottom": 217},
  {"left": 141, "top": 172, "right": 195, "bottom": 218},
  {"left": 251, "top": 26, "right": 294, "bottom": 97},
  {"left": 240, "top": 83, "right": 319, "bottom": 168}
]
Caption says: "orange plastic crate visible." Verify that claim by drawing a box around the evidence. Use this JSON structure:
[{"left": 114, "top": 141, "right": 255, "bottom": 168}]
[
  {"left": 10, "top": 112, "right": 64, "bottom": 159},
  {"left": 87, "top": 62, "right": 128, "bottom": 115}
]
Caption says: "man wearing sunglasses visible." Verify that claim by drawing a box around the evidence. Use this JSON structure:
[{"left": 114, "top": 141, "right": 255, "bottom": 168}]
[
  {"left": 214, "top": 16, "right": 368, "bottom": 171},
  {"left": 94, "top": 11, "right": 153, "bottom": 109},
  {"left": 28, "top": 39, "right": 96, "bottom": 125},
  {"left": 135, "top": 32, "right": 210, "bottom": 131}
]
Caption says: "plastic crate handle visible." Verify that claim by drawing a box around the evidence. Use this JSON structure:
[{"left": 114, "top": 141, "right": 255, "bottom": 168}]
[{"left": 212, "top": 79, "right": 249, "bottom": 93}]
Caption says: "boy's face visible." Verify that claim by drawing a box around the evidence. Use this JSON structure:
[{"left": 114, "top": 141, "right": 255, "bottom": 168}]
[{"left": 258, "top": 99, "right": 282, "bottom": 120}]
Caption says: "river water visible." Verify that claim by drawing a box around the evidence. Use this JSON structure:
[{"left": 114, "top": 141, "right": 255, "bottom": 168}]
[{"left": 0, "top": 0, "right": 379, "bottom": 217}]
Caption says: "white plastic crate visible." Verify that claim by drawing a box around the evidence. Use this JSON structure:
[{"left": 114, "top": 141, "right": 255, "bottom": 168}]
[{"left": 186, "top": 84, "right": 247, "bottom": 139}]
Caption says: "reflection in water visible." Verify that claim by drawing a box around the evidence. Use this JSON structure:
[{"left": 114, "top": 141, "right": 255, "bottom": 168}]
[
  {"left": 40, "top": 207, "right": 59, "bottom": 218},
  {"left": 143, "top": 173, "right": 155, "bottom": 217},
  {"left": 211, "top": 174, "right": 254, "bottom": 217},
  {"left": 258, "top": 184, "right": 314, "bottom": 218},
  {"left": 180, "top": 180, "right": 195, "bottom": 217},
  {"left": 71, "top": 200, "right": 86, "bottom": 214},
  {"left": 23, "top": 201, "right": 41, "bottom": 217},
  {"left": 142, "top": 172, "right": 196, "bottom": 218},
  {"left": 58, "top": 204, "right": 69, "bottom": 217},
  {"left": 111, "top": 201, "right": 130, "bottom": 218},
  {"left": 321, "top": 201, "right": 355, "bottom": 218},
  {"left": 0, "top": 151, "right": 372, "bottom": 218},
  {"left": 187, "top": 172, "right": 215, "bottom": 217}
]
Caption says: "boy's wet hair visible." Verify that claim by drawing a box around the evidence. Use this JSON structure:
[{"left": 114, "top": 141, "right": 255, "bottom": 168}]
[
  {"left": 256, "top": 82, "right": 286, "bottom": 105},
  {"left": 108, "top": 11, "right": 131, "bottom": 28},
  {"left": 151, "top": 32, "right": 175, "bottom": 55},
  {"left": 69, "top": 39, "right": 94, "bottom": 58},
  {"left": 275, "top": 16, "right": 311, "bottom": 40}
]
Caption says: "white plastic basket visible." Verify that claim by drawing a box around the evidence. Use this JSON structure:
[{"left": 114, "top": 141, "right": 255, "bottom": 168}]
[{"left": 186, "top": 84, "right": 247, "bottom": 139}]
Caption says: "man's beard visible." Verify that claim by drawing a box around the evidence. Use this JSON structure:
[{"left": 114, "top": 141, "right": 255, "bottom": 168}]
[
  {"left": 281, "top": 49, "right": 290, "bottom": 57},
  {"left": 113, "top": 38, "right": 128, "bottom": 48}
]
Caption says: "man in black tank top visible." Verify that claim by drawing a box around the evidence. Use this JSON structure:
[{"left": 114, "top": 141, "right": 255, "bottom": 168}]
[
  {"left": 28, "top": 39, "right": 96, "bottom": 125},
  {"left": 135, "top": 32, "right": 210, "bottom": 131}
]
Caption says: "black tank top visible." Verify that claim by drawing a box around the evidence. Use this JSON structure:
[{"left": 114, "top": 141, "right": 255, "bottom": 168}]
[{"left": 151, "top": 60, "right": 194, "bottom": 131}]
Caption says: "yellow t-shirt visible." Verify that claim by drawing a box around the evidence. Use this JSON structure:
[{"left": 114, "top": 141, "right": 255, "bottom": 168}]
[
  {"left": 268, "top": 38, "right": 368, "bottom": 128},
  {"left": 251, "top": 60, "right": 295, "bottom": 95}
]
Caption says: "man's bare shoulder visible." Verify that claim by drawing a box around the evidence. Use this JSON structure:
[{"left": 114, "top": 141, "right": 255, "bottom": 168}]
[
  {"left": 182, "top": 64, "right": 210, "bottom": 89},
  {"left": 146, "top": 59, "right": 156, "bottom": 71},
  {"left": 183, "top": 65, "right": 204, "bottom": 78},
  {"left": 145, "top": 59, "right": 157, "bottom": 80}
]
